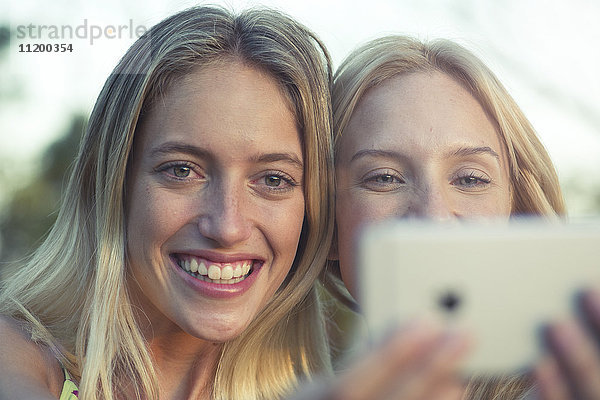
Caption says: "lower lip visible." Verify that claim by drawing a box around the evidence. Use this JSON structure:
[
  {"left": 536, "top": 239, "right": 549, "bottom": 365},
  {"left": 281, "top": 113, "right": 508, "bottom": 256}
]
[{"left": 170, "top": 257, "right": 262, "bottom": 299}]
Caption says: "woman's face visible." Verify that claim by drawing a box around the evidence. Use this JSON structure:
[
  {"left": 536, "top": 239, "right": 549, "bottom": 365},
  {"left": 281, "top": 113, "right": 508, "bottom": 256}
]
[
  {"left": 335, "top": 71, "right": 512, "bottom": 297},
  {"left": 126, "top": 62, "right": 305, "bottom": 342}
]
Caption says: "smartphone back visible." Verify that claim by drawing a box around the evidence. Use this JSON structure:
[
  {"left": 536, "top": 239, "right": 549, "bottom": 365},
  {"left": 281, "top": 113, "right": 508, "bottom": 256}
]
[{"left": 359, "top": 219, "right": 600, "bottom": 373}]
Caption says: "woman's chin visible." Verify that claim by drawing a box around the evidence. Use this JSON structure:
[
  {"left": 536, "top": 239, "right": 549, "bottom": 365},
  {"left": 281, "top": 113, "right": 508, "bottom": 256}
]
[{"left": 185, "top": 318, "right": 252, "bottom": 344}]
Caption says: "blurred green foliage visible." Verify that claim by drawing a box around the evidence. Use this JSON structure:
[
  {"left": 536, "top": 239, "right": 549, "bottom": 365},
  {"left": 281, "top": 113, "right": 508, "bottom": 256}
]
[
  {"left": 0, "top": 115, "right": 85, "bottom": 263},
  {"left": 0, "top": 25, "right": 9, "bottom": 51}
]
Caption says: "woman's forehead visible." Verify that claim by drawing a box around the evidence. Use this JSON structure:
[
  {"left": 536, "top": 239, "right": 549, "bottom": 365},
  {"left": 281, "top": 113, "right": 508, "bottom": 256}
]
[{"left": 337, "top": 71, "right": 503, "bottom": 162}]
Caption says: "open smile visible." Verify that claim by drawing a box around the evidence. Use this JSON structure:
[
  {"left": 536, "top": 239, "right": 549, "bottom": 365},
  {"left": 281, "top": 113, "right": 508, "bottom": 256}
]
[{"left": 173, "top": 254, "right": 258, "bottom": 284}]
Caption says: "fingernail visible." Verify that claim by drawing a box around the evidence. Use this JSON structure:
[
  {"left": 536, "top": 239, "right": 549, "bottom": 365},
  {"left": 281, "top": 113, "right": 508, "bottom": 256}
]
[
  {"left": 534, "top": 356, "right": 558, "bottom": 385},
  {"left": 551, "top": 320, "right": 581, "bottom": 352},
  {"left": 584, "top": 289, "right": 600, "bottom": 319}
]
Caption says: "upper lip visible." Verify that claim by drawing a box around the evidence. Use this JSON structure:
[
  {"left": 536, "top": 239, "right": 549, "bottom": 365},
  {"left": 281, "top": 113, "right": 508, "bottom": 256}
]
[{"left": 170, "top": 249, "right": 265, "bottom": 264}]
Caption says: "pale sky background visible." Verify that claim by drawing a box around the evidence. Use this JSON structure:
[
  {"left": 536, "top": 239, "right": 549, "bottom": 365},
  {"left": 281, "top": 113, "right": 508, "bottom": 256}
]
[{"left": 1, "top": 0, "right": 599, "bottom": 215}]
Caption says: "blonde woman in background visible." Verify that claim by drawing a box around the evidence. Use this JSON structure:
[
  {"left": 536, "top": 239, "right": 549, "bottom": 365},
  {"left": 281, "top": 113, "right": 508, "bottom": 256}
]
[
  {"left": 318, "top": 35, "right": 576, "bottom": 400},
  {"left": 0, "top": 6, "right": 336, "bottom": 400}
]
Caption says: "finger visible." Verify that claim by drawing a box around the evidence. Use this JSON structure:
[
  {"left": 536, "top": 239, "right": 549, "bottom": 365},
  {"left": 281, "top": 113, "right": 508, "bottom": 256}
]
[
  {"left": 331, "top": 320, "right": 445, "bottom": 400},
  {"left": 580, "top": 289, "right": 600, "bottom": 336},
  {"left": 382, "top": 329, "right": 470, "bottom": 400},
  {"left": 532, "top": 355, "right": 570, "bottom": 400},
  {"left": 547, "top": 319, "right": 600, "bottom": 400},
  {"left": 420, "top": 379, "right": 465, "bottom": 400}
]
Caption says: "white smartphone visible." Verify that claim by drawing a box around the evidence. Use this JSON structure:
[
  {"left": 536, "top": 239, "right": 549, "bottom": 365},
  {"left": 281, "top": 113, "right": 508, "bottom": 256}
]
[{"left": 359, "top": 219, "right": 600, "bottom": 374}]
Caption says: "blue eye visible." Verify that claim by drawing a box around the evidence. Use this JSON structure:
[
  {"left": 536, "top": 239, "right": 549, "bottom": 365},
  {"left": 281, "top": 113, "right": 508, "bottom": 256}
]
[
  {"left": 361, "top": 170, "right": 405, "bottom": 192},
  {"left": 373, "top": 174, "right": 398, "bottom": 184},
  {"left": 156, "top": 162, "right": 201, "bottom": 181},
  {"left": 452, "top": 171, "right": 491, "bottom": 189},
  {"left": 252, "top": 171, "right": 299, "bottom": 197}
]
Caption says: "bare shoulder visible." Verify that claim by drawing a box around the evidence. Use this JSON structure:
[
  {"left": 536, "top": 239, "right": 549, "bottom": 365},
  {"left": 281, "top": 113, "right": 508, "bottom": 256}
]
[{"left": 0, "top": 315, "right": 64, "bottom": 399}]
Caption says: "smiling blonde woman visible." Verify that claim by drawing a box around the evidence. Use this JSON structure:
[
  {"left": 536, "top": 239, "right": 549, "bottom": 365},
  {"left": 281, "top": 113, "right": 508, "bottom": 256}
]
[{"left": 0, "top": 6, "right": 335, "bottom": 400}]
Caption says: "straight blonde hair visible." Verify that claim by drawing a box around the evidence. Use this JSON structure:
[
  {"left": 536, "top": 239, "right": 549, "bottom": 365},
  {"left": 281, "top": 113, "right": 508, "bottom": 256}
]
[{"left": 0, "top": 6, "right": 335, "bottom": 400}]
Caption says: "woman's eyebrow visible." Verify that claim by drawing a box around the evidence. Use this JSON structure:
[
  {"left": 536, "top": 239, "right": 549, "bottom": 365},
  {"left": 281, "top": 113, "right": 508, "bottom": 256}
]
[
  {"left": 150, "top": 142, "right": 211, "bottom": 159},
  {"left": 350, "top": 149, "right": 404, "bottom": 163},
  {"left": 450, "top": 146, "right": 500, "bottom": 160},
  {"left": 350, "top": 147, "right": 500, "bottom": 163},
  {"left": 149, "top": 142, "right": 303, "bottom": 168},
  {"left": 249, "top": 153, "right": 304, "bottom": 169}
]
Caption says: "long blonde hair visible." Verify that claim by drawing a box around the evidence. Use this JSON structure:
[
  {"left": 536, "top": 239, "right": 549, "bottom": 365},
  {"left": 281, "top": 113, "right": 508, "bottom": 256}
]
[
  {"left": 0, "top": 6, "right": 334, "bottom": 400},
  {"left": 326, "top": 35, "right": 566, "bottom": 399}
]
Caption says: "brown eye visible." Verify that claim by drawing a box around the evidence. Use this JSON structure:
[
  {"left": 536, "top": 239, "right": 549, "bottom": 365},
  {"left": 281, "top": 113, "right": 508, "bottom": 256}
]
[{"left": 173, "top": 166, "right": 191, "bottom": 178}]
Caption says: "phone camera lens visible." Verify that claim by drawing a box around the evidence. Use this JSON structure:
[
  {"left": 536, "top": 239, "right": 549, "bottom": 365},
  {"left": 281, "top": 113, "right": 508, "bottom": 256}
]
[{"left": 439, "top": 291, "right": 461, "bottom": 312}]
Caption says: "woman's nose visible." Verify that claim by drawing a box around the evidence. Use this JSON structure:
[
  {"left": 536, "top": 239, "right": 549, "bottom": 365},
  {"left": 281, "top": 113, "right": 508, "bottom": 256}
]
[
  {"left": 409, "top": 183, "right": 457, "bottom": 221},
  {"left": 197, "top": 182, "right": 252, "bottom": 247}
]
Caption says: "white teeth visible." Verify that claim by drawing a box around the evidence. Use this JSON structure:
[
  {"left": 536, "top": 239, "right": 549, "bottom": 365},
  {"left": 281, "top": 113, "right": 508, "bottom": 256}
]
[
  {"left": 221, "top": 264, "right": 233, "bottom": 280},
  {"left": 233, "top": 264, "right": 242, "bottom": 278},
  {"left": 195, "top": 275, "right": 244, "bottom": 285},
  {"left": 190, "top": 258, "right": 199, "bottom": 273},
  {"left": 178, "top": 257, "right": 254, "bottom": 283},
  {"left": 208, "top": 264, "right": 221, "bottom": 280},
  {"left": 198, "top": 261, "right": 208, "bottom": 276}
]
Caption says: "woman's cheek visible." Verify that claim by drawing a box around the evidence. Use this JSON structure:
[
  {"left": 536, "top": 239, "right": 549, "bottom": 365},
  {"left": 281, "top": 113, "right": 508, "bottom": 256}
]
[{"left": 336, "top": 192, "right": 403, "bottom": 299}]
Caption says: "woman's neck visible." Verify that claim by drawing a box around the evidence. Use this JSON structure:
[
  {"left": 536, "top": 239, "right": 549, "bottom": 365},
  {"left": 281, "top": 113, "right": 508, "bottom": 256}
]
[
  {"left": 148, "top": 331, "right": 223, "bottom": 400},
  {"left": 129, "top": 284, "right": 225, "bottom": 399}
]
